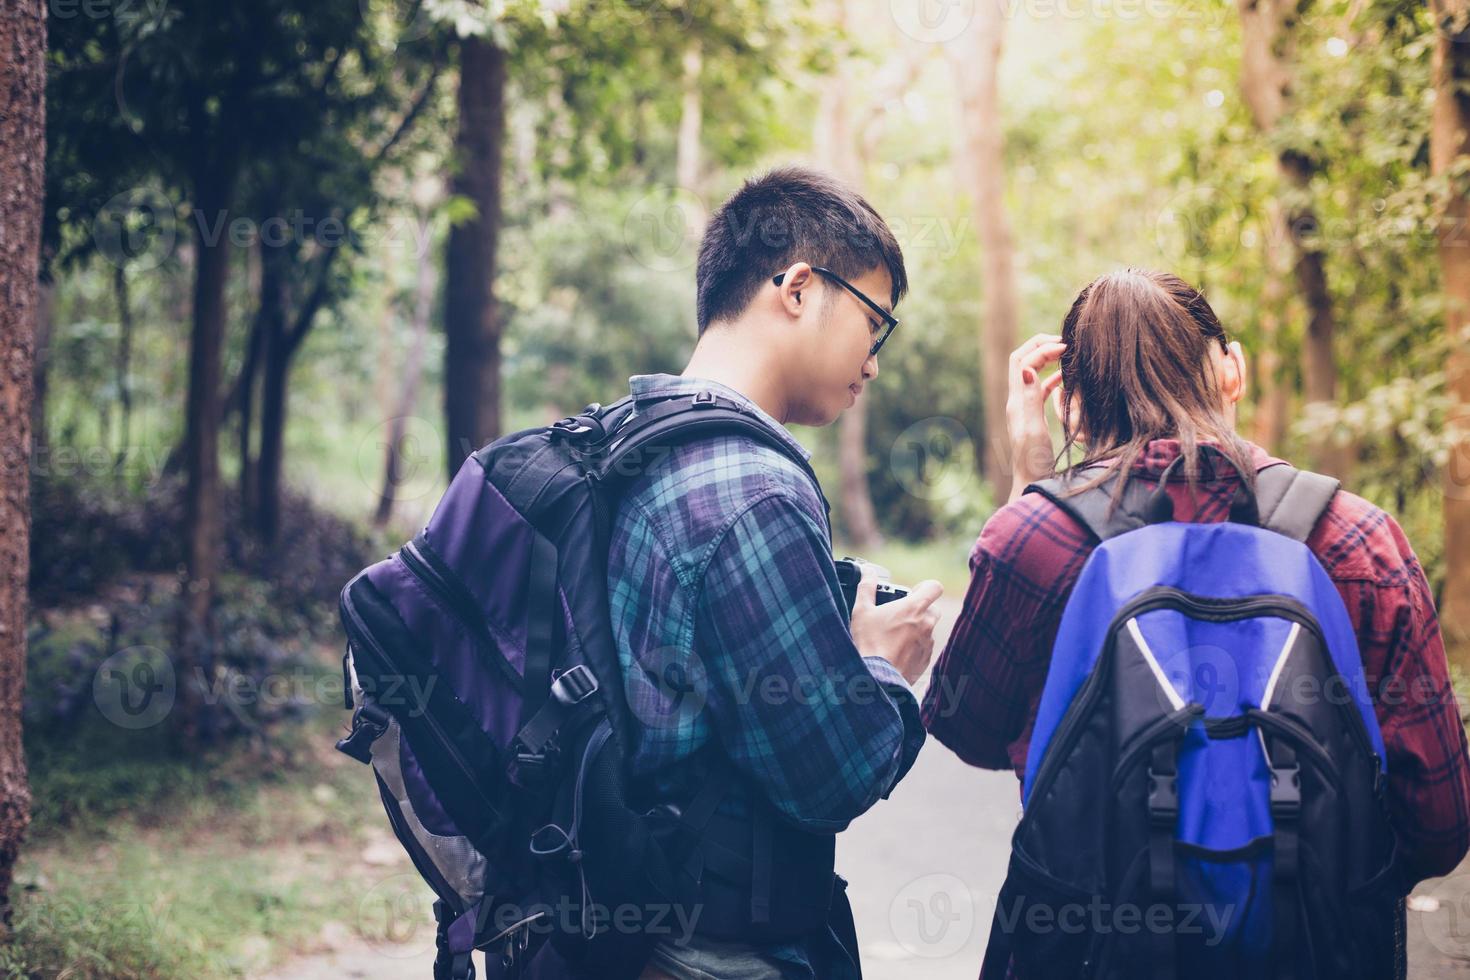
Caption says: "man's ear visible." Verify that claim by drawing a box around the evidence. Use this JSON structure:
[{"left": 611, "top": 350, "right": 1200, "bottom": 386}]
[{"left": 776, "top": 262, "right": 814, "bottom": 320}]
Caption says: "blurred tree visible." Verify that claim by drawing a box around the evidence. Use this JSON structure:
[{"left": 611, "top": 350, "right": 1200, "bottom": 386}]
[
  {"left": 1431, "top": 0, "right": 1470, "bottom": 668},
  {"left": 444, "top": 30, "right": 508, "bottom": 478},
  {"left": 816, "top": 0, "right": 883, "bottom": 551},
  {"left": 0, "top": 0, "right": 45, "bottom": 927},
  {"left": 949, "top": 6, "right": 1020, "bottom": 498},
  {"left": 1238, "top": 0, "right": 1346, "bottom": 476},
  {"left": 44, "top": 0, "right": 442, "bottom": 737}
]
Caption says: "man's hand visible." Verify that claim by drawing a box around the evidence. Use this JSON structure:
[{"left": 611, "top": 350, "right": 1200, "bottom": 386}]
[
  {"left": 1006, "top": 333, "right": 1066, "bottom": 504},
  {"left": 849, "top": 562, "right": 943, "bottom": 686}
]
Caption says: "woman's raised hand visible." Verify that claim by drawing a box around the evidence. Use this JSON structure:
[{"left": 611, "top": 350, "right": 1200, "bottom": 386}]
[{"left": 1005, "top": 333, "right": 1066, "bottom": 504}]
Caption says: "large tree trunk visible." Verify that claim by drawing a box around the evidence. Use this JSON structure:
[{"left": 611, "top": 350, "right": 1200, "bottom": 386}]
[
  {"left": 949, "top": 5, "right": 1020, "bottom": 497},
  {"left": 443, "top": 35, "right": 506, "bottom": 479},
  {"left": 177, "top": 167, "right": 235, "bottom": 744},
  {"left": 376, "top": 213, "right": 434, "bottom": 528},
  {"left": 0, "top": 0, "right": 45, "bottom": 929},
  {"left": 1433, "top": 0, "right": 1470, "bottom": 671},
  {"left": 1238, "top": 0, "right": 1346, "bottom": 476},
  {"left": 817, "top": 4, "right": 883, "bottom": 552}
]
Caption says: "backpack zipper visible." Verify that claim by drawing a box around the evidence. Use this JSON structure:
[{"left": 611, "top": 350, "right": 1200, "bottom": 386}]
[
  {"left": 399, "top": 536, "right": 524, "bottom": 692},
  {"left": 340, "top": 580, "right": 506, "bottom": 820}
]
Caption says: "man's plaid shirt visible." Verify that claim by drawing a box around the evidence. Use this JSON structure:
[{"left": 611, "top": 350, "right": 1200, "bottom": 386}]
[
  {"left": 605, "top": 374, "right": 925, "bottom": 976},
  {"left": 922, "top": 438, "right": 1470, "bottom": 888},
  {"left": 607, "top": 375, "right": 924, "bottom": 828}
]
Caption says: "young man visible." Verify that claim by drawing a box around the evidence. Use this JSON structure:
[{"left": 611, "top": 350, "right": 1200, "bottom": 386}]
[{"left": 606, "top": 166, "right": 944, "bottom": 979}]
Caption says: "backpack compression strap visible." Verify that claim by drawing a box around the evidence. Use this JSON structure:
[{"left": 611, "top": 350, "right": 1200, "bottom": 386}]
[{"left": 1023, "top": 458, "right": 1338, "bottom": 544}]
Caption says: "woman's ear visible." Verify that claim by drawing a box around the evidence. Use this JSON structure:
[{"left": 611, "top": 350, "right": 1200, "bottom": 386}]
[{"left": 1223, "top": 340, "right": 1247, "bottom": 406}]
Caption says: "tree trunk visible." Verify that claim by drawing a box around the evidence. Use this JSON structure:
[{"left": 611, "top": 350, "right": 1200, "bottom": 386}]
[
  {"left": 236, "top": 300, "right": 265, "bottom": 519},
  {"left": 0, "top": 0, "right": 45, "bottom": 929},
  {"left": 113, "top": 264, "right": 134, "bottom": 482},
  {"left": 1432, "top": 0, "right": 1470, "bottom": 671},
  {"left": 443, "top": 35, "right": 506, "bottom": 480},
  {"left": 676, "top": 39, "right": 706, "bottom": 239},
  {"left": 177, "top": 168, "right": 235, "bottom": 744},
  {"left": 817, "top": 3, "right": 883, "bottom": 551},
  {"left": 949, "top": 5, "right": 1020, "bottom": 496},
  {"left": 376, "top": 213, "right": 434, "bottom": 528},
  {"left": 254, "top": 243, "right": 292, "bottom": 549},
  {"left": 1251, "top": 200, "right": 1291, "bottom": 452},
  {"left": 1238, "top": 0, "right": 1346, "bottom": 476}
]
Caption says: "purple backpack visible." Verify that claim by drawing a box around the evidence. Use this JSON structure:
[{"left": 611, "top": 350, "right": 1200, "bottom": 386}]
[{"left": 335, "top": 391, "right": 829, "bottom": 980}]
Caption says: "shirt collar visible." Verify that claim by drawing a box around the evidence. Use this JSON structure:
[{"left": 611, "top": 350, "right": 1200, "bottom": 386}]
[
  {"left": 1122, "top": 438, "right": 1282, "bottom": 477},
  {"left": 627, "top": 373, "right": 812, "bottom": 463}
]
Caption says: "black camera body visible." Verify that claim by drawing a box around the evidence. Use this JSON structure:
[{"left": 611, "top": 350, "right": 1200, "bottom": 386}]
[{"left": 833, "top": 556, "right": 910, "bottom": 614}]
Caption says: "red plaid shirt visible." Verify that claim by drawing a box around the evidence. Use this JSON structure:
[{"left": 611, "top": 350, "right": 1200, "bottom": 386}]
[{"left": 922, "top": 438, "right": 1470, "bottom": 887}]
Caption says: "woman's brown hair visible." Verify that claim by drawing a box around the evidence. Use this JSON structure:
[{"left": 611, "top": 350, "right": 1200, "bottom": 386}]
[{"left": 1056, "top": 268, "right": 1255, "bottom": 503}]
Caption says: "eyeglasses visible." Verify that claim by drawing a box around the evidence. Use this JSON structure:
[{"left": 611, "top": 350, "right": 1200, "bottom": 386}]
[{"left": 773, "top": 266, "right": 900, "bottom": 357}]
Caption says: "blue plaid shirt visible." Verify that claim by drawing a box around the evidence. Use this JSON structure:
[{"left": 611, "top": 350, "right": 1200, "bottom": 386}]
[{"left": 606, "top": 374, "right": 925, "bottom": 975}]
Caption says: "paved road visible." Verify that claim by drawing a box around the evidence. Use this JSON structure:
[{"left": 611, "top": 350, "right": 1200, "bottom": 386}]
[{"left": 264, "top": 598, "right": 1470, "bottom": 978}]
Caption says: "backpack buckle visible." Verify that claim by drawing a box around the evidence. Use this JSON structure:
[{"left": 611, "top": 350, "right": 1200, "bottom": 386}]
[
  {"left": 550, "top": 664, "right": 599, "bottom": 706},
  {"left": 550, "top": 416, "right": 595, "bottom": 438},
  {"left": 691, "top": 390, "right": 717, "bottom": 407},
  {"left": 1146, "top": 766, "right": 1178, "bottom": 824},
  {"left": 1270, "top": 762, "right": 1302, "bottom": 817},
  {"left": 335, "top": 700, "right": 391, "bottom": 764}
]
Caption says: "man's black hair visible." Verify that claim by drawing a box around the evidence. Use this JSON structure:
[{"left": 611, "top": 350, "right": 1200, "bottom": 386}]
[{"left": 694, "top": 165, "right": 908, "bottom": 335}]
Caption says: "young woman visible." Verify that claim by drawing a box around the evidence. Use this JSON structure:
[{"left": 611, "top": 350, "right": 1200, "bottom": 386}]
[{"left": 922, "top": 267, "right": 1470, "bottom": 974}]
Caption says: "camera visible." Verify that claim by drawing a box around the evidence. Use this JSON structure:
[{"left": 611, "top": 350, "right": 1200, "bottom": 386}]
[{"left": 833, "top": 556, "right": 910, "bottom": 614}]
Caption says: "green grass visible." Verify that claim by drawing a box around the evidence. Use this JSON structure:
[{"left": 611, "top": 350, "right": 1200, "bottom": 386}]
[{"left": 5, "top": 689, "right": 420, "bottom": 979}]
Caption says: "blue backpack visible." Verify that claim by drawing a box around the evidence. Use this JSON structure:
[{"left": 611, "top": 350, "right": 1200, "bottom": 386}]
[
  {"left": 335, "top": 393, "right": 842, "bottom": 980},
  {"left": 981, "top": 448, "right": 1403, "bottom": 980}
]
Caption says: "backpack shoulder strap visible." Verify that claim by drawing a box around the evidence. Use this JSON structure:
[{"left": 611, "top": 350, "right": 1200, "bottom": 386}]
[
  {"left": 1251, "top": 463, "right": 1339, "bottom": 543},
  {"left": 1024, "top": 461, "right": 1338, "bottom": 545},
  {"left": 1024, "top": 465, "right": 1149, "bottom": 543},
  {"left": 595, "top": 391, "right": 831, "bottom": 520}
]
